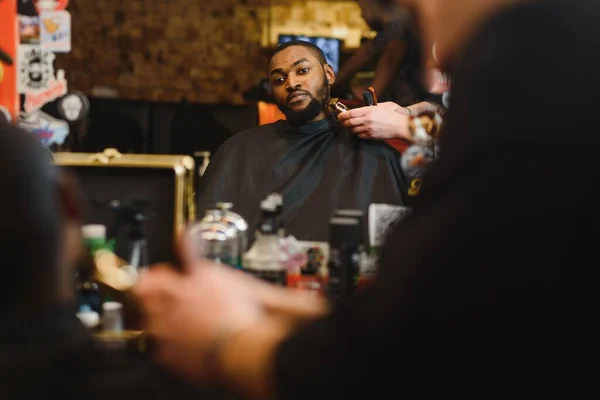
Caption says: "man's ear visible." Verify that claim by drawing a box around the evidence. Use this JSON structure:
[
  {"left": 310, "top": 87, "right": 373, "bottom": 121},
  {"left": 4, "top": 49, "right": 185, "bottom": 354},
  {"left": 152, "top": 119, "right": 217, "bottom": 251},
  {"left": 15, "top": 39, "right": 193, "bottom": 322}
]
[
  {"left": 325, "top": 64, "right": 335, "bottom": 85},
  {"left": 57, "top": 169, "right": 82, "bottom": 222}
]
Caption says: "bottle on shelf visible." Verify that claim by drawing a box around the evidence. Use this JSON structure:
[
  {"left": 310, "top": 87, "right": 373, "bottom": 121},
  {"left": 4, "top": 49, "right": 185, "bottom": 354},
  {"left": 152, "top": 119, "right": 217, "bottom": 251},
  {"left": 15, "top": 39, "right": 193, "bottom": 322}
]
[
  {"left": 75, "top": 225, "right": 107, "bottom": 327},
  {"left": 242, "top": 197, "right": 288, "bottom": 286},
  {"left": 326, "top": 216, "right": 362, "bottom": 303},
  {"left": 333, "top": 209, "right": 368, "bottom": 274},
  {"left": 188, "top": 202, "right": 248, "bottom": 269},
  {"left": 333, "top": 209, "right": 365, "bottom": 227},
  {"left": 107, "top": 200, "right": 150, "bottom": 270},
  {"left": 267, "top": 193, "right": 285, "bottom": 238},
  {"left": 280, "top": 235, "right": 310, "bottom": 289}
]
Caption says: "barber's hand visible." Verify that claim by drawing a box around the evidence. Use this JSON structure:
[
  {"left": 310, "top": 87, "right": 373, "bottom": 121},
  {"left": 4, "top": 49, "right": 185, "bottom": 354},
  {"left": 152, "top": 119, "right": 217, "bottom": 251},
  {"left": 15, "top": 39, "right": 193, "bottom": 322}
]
[
  {"left": 134, "top": 233, "right": 328, "bottom": 383},
  {"left": 134, "top": 249, "right": 262, "bottom": 382},
  {"left": 338, "top": 102, "right": 411, "bottom": 141}
]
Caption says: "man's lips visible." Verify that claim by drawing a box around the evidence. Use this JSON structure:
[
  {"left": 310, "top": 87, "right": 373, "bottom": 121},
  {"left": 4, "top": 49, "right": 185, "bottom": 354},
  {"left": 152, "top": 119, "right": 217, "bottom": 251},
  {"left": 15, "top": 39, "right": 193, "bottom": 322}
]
[{"left": 287, "top": 91, "right": 309, "bottom": 104}]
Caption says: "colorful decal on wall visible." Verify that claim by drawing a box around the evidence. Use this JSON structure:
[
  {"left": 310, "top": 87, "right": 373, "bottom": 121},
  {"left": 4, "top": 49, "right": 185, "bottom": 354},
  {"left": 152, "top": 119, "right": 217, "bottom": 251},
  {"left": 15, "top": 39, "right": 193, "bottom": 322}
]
[
  {"left": 23, "top": 68, "right": 67, "bottom": 112},
  {"left": 40, "top": 10, "right": 70, "bottom": 52},
  {"left": 0, "top": 0, "right": 19, "bottom": 123},
  {"left": 19, "top": 108, "right": 69, "bottom": 147},
  {"left": 34, "top": 0, "right": 68, "bottom": 13},
  {"left": 19, "top": 14, "right": 40, "bottom": 44},
  {"left": 17, "top": 44, "right": 54, "bottom": 92},
  {"left": 17, "top": 44, "right": 67, "bottom": 112}
]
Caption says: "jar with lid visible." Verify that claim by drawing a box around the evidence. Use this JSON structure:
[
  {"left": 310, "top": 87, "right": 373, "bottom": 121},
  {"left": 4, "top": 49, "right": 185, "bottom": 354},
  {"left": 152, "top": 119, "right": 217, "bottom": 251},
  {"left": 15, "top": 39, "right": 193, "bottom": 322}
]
[{"left": 188, "top": 202, "right": 248, "bottom": 268}]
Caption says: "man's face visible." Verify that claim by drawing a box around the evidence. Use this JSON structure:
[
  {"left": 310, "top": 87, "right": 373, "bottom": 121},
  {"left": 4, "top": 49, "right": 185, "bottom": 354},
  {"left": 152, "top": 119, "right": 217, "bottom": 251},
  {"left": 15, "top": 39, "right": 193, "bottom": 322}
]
[{"left": 269, "top": 45, "right": 335, "bottom": 126}]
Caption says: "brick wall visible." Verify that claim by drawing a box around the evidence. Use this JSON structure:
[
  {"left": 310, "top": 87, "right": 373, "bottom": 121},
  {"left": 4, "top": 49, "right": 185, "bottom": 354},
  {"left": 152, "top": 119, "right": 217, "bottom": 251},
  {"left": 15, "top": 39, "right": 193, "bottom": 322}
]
[{"left": 56, "top": 0, "right": 370, "bottom": 104}]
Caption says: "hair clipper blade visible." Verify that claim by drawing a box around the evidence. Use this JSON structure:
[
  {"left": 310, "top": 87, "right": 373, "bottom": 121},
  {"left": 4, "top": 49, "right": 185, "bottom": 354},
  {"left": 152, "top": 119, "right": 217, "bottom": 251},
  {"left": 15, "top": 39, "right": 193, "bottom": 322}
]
[{"left": 328, "top": 98, "right": 348, "bottom": 118}]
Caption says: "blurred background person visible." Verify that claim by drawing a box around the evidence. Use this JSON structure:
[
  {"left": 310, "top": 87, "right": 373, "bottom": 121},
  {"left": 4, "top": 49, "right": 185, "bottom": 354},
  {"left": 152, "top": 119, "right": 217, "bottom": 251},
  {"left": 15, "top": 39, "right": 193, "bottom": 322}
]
[{"left": 332, "top": 0, "right": 427, "bottom": 106}]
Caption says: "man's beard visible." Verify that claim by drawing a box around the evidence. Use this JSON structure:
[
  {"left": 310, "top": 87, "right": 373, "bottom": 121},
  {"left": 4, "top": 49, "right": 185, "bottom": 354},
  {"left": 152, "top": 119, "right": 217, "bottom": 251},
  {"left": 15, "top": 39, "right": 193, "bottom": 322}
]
[{"left": 277, "top": 74, "right": 330, "bottom": 126}]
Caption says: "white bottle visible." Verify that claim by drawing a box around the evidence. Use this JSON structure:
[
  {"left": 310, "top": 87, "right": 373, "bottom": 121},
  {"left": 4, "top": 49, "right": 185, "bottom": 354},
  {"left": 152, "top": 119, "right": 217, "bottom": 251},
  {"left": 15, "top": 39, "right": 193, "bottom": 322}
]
[
  {"left": 242, "top": 198, "right": 288, "bottom": 286},
  {"left": 266, "top": 193, "right": 285, "bottom": 238}
]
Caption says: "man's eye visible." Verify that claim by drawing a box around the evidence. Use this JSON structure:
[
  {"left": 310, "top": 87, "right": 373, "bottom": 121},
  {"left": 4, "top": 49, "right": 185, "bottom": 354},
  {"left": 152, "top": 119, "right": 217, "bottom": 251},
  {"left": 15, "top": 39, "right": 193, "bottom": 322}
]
[
  {"left": 298, "top": 68, "right": 309, "bottom": 74},
  {"left": 273, "top": 77, "right": 285, "bottom": 85}
]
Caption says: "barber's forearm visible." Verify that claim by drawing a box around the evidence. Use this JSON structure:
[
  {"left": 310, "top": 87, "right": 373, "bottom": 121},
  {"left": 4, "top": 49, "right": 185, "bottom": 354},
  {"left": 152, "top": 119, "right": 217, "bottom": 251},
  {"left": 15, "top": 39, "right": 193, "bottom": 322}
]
[
  {"left": 336, "top": 43, "right": 374, "bottom": 84},
  {"left": 371, "top": 66, "right": 394, "bottom": 97},
  {"left": 371, "top": 40, "right": 406, "bottom": 97},
  {"left": 371, "top": 54, "right": 403, "bottom": 96},
  {"left": 218, "top": 318, "right": 295, "bottom": 400}
]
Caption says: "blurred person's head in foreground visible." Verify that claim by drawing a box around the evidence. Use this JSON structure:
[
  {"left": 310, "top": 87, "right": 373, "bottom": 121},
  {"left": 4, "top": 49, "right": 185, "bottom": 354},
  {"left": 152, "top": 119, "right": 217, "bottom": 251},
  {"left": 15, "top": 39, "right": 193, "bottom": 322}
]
[
  {"left": 357, "top": 0, "right": 407, "bottom": 31},
  {"left": 381, "top": 0, "right": 525, "bottom": 70},
  {"left": 0, "top": 120, "right": 82, "bottom": 312}
]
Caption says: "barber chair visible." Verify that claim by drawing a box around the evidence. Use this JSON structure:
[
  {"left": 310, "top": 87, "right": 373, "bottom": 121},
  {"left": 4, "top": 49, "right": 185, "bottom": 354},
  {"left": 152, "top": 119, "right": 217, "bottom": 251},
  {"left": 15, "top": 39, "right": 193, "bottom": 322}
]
[{"left": 258, "top": 101, "right": 286, "bottom": 125}]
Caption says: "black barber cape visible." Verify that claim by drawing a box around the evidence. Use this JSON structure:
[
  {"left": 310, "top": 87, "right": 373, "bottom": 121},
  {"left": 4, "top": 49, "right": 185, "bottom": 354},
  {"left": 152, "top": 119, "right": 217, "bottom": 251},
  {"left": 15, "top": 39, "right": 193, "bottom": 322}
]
[{"left": 197, "top": 116, "right": 407, "bottom": 242}]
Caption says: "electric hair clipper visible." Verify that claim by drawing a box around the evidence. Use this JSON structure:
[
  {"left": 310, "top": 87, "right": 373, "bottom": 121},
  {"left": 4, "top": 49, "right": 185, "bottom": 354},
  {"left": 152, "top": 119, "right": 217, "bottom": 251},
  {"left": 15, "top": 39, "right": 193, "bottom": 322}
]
[{"left": 328, "top": 97, "right": 348, "bottom": 118}]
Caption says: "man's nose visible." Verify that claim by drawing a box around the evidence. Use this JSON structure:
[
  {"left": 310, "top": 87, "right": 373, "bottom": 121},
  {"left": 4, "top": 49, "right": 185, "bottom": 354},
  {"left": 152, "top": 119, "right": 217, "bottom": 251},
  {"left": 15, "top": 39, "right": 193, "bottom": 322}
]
[{"left": 286, "top": 76, "right": 301, "bottom": 91}]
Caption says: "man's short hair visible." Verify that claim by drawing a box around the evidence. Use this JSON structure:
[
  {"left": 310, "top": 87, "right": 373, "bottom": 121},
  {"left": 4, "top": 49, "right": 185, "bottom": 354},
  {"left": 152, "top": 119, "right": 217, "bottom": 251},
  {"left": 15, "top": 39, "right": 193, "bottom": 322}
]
[{"left": 271, "top": 40, "right": 328, "bottom": 67}]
